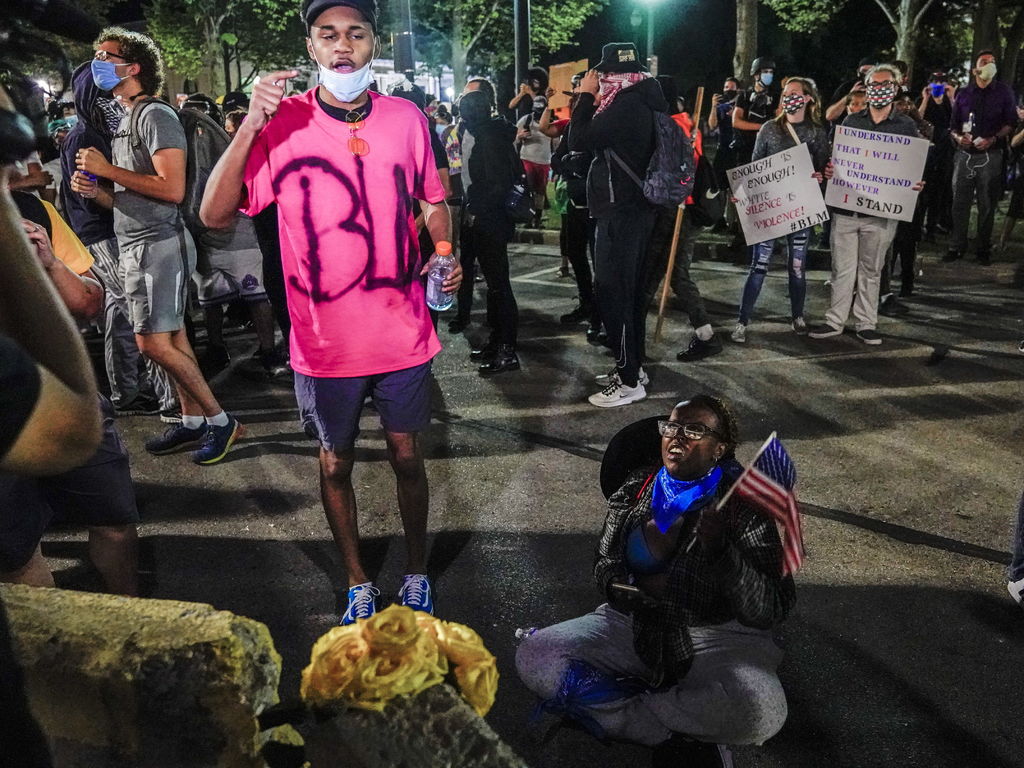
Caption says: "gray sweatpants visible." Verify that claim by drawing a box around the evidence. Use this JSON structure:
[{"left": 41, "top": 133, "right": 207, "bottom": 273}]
[
  {"left": 515, "top": 603, "right": 787, "bottom": 747},
  {"left": 88, "top": 237, "right": 175, "bottom": 410},
  {"left": 950, "top": 148, "right": 1003, "bottom": 255}
]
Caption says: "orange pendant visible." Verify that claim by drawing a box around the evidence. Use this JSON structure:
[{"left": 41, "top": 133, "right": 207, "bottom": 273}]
[{"left": 348, "top": 136, "right": 370, "bottom": 157}]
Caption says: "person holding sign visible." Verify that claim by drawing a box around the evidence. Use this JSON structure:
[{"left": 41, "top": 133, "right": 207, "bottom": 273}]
[
  {"left": 809, "top": 64, "right": 924, "bottom": 346},
  {"left": 732, "top": 77, "right": 830, "bottom": 344}
]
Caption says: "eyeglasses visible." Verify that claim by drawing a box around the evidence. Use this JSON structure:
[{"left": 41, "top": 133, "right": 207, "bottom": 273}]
[
  {"left": 94, "top": 50, "right": 132, "bottom": 64},
  {"left": 658, "top": 420, "right": 722, "bottom": 441}
]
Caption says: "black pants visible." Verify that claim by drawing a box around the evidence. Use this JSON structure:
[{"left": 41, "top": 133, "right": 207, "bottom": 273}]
[
  {"left": 252, "top": 204, "right": 291, "bottom": 340},
  {"left": 594, "top": 206, "right": 657, "bottom": 387},
  {"left": 643, "top": 208, "right": 709, "bottom": 330},
  {"left": 560, "top": 204, "right": 595, "bottom": 307},
  {"left": 461, "top": 212, "right": 518, "bottom": 347}
]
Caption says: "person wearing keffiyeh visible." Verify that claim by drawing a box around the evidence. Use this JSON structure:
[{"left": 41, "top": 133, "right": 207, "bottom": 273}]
[
  {"left": 568, "top": 42, "right": 666, "bottom": 410},
  {"left": 516, "top": 394, "right": 795, "bottom": 768}
]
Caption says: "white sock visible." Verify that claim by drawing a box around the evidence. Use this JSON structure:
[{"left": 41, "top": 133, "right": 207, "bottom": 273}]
[
  {"left": 181, "top": 415, "right": 205, "bottom": 430},
  {"left": 695, "top": 324, "right": 714, "bottom": 341},
  {"left": 206, "top": 411, "right": 229, "bottom": 427}
]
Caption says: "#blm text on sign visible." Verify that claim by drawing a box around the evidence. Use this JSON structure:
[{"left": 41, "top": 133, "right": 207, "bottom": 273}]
[
  {"left": 824, "top": 124, "right": 929, "bottom": 222},
  {"left": 727, "top": 142, "right": 829, "bottom": 247}
]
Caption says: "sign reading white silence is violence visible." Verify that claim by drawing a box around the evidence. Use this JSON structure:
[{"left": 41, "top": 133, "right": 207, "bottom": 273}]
[
  {"left": 824, "top": 124, "right": 929, "bottom": 222},
  {"left": 727, "top": 142, "right": 829, "bottom": 247}
]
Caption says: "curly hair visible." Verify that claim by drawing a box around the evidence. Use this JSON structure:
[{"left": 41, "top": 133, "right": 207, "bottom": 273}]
[
  {"left": 678, "top": 394, "right": 741, "bottom": 459},
  {"left": 95, "top": 27, "right": 165, "bottom": 98}
]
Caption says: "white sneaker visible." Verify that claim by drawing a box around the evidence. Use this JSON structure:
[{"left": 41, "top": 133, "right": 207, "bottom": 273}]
[
  {"left": 594, "top": 366, "right": 650, "bottom": 387},
  {"left": 792, "top": 317, "right": 808, "bottom": 335},
  {"left": 1008, "top": 576, "right": 1024, "bottom": 606},
  {"left": 730, "top": 323, "right": 747, "bottom": 343},
  {"left": 588, "top": 380, "right": 647, "bottom": 408}
]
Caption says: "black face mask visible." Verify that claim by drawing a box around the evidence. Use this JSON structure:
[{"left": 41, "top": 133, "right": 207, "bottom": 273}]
[{"left": 722, "top": 89, "right": 738, "bottom": 102}]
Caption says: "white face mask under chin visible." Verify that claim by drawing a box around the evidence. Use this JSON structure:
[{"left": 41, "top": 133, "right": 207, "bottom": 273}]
[{"left": 318, "top": 60, "right": 374, "bottom": 103}]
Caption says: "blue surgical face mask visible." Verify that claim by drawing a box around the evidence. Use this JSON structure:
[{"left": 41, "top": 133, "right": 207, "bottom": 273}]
[
  {"left": 63, "top": 115, "right": 79, "bottom": 128},
  {"left": 91, "top": 59, "right": 128, "bottom": 92},
  {"left": 318, "top": 59, "right": 374, "bottom": 103},
  {"left": 760, "top": 72, "right": 774, "bottom": 87}
]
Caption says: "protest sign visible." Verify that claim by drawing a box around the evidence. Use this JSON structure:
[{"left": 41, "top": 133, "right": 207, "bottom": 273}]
[
  {"left": 547, "top": 59, "right": 588, "bottom": 117},
  {"left": 727, "top": 142, "right": 829, "bottom": 246},
  {"left": 825, "top": 124, "right": 929, "bottom": 222}
]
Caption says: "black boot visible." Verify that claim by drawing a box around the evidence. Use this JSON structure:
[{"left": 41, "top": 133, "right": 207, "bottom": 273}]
[
  {"left": 469, "top": 339, "right": 498, "bottom": 361},
  {"left": 651, "top": 734, "right": 733, "bottom": 768},
  {"left": 560, "top": 303, "right": 592, "bottom": 325},
  {"left": 478, "top": 345, "right": 520, "bottom": 375}
]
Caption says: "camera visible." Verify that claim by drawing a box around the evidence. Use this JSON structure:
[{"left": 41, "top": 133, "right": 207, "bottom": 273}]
[{"left": 0, "top": 0, "right": 102, "bottom": 164}]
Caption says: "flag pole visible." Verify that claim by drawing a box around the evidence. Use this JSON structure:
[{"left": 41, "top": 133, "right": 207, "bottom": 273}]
[{"left": 716, "top": 430, "right": 777, "bottom": 511}]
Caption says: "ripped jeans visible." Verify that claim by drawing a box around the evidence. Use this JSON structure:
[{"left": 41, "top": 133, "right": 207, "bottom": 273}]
[{"left": 737, "top": 228, "right": 809, "bottom": 326}]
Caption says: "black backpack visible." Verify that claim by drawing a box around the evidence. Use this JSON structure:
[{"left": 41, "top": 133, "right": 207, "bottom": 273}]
[
  {"left": 686, "top": 152, "right": 726, "bottom": 227},
  {"left": 129, "top": 98, "right": 231, "bottom": 238}
]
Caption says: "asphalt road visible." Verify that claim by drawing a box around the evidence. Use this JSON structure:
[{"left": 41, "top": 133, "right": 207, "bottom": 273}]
[{"left": 47, "top": 241, "right": 1024, "bottom": 768}]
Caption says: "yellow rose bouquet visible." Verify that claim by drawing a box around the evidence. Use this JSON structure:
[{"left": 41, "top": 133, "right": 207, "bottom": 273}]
[{"left": 300, "top": 605, "right": 498, "bottom": 717}]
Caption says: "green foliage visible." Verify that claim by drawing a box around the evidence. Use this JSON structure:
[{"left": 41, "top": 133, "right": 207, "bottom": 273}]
[
  {"left": 407, "top": 0, "right": 605, "bottom": 74},
  {"left": 761, "top": 0, "right": 844, "bottom": 34},
  {"left": 146, "top": 0, "right": 307, "bottom": 90}
]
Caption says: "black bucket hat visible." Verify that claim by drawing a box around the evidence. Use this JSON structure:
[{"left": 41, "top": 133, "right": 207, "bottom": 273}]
[{"left": 595, "top": 42, "right": 646, "bottom": 74}]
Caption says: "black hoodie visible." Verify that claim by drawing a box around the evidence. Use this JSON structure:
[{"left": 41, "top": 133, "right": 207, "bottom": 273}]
[
  {"left": 461, "top": 117, "right": 518, "bottom": 216},
  {"left": 568, "top": 77, "right": 667, "bottom": 218},
  {"left": 60, "top": 62, "right": 117, "bottom": 247}
]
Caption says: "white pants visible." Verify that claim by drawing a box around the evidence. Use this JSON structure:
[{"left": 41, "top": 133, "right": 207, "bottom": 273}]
[
  {"left": 824, "top": 213, "right": 898, "bottom": 332},
  {"left": 515, "top": 604, "right": 787, "bottom": 747}
]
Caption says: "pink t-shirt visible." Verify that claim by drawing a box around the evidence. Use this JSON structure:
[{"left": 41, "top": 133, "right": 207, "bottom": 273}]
[{"left": 242, "top": 89, "right": 445, "bottom": 377}]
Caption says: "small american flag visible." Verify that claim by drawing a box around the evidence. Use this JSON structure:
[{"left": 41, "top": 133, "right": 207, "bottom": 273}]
[{"left": 731, "top": 434, "right": 804, "bottom": 576}]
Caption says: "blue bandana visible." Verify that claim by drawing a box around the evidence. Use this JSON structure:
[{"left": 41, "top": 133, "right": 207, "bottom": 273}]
[{"left": 650, "top": 465, "right": 723, "bottom": 533}]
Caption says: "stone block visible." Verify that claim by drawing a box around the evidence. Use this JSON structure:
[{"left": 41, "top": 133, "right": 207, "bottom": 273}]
[
  {"left": 304, "top": 684, "right": 526, "bottom": 768},
  {"left": 1, "top": 584, "right": 281, "bottom": 768}
]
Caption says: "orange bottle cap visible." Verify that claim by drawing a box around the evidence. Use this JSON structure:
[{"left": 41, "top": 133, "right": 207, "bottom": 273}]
[{"left": 435, "top": 240, "right": 453, "bottom": 256}]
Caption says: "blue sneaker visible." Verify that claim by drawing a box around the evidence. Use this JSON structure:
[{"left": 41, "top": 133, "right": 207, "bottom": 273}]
[
  {"left": 145, "top": 423, "right": 207, "bottom": 455},
  {"left": 341, "top": 582, "right": 380, "bottom": 625},
  {"left": 190, "top": 416, "right": 245, "bottom": 465},
  {"left": 398, "top": 574, "right": 434, "bottom": 615}
]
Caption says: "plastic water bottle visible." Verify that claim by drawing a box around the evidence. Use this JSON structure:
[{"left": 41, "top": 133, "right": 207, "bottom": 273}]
[{"left": 425, "top": 241, "right": 455, "bottom": 311}]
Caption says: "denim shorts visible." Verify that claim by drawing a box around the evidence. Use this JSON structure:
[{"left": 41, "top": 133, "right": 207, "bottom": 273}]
[{"left": 294, "top": 361, "right": 433, "bottom": 453}]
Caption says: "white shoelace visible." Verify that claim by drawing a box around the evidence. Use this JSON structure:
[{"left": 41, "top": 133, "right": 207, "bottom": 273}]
[
  {"left": 348, "top": 585, "right": 380, "bottom": 618},
  {"left": 401, "top": 576, "right": 429, "bottom": 605}
]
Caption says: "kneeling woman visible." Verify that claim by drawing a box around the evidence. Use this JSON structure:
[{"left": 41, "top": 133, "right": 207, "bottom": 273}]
[{"left": 516, "top": 395, "right": 795, "bottom": 766}]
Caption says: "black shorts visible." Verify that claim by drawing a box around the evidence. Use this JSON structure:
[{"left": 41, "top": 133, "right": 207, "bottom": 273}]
[{"left": 0, "top": 397, "right": 138, "bottom": 572}]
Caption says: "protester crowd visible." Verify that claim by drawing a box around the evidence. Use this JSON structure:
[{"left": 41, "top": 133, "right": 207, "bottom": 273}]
[{"left": 2, "top": 0, "right": 1024, "bottom": 764}]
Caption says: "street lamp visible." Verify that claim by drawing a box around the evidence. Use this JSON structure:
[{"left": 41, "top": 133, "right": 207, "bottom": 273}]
[{"left": 637, "top": 0, "right": 659, "bottom": 75}]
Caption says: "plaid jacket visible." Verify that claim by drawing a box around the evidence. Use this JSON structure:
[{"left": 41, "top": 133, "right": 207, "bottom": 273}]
[{"left": 594, "top": 468, "right": 796, "bottom": 685}]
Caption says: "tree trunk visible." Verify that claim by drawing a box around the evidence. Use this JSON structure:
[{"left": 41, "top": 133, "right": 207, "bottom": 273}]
[
  {"left": 734, "top": 0, "right": 757, "bottom": 82},
  {"left": 893, "top": 0, "right": 918, "bottom": 81},
  {"left": 972, "top": 0, "right": 1001, "bottom": 60},
  {"left": 451, "top": 6, "right": 468, "bottom": 94},
  {"left": 222, "top": 41, "right": 233, "bottom": 95},
  {"left": 1003, "top": 5, "right": 1024, "bottom": 90}
]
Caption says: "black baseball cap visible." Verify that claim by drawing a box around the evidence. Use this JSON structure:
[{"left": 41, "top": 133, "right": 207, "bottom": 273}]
[
  {"left": 858, "top": 56, "right": 877, "bottom": 69},
  {"left": 301, "top": 0, "right": 377, "bottom": 31}
]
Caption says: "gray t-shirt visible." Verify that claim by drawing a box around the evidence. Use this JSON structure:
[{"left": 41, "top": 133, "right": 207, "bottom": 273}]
[{"left": 111, "top": 102, "right": 186, "bottom": 246}]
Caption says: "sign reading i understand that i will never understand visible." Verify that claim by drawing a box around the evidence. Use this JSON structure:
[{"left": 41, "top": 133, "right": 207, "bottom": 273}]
[{"left": 825, "top": 124, "right": 929, "bottom": 222}]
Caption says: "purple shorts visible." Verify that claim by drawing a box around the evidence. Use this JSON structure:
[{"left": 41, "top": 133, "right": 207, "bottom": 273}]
[{"left": 294, "top": 361, "right": 433, "bottom": 453}]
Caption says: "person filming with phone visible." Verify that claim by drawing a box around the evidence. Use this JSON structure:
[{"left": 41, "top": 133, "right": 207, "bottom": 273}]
[{"left": 516, "top": 395, "right": 795, "bottom": 768}]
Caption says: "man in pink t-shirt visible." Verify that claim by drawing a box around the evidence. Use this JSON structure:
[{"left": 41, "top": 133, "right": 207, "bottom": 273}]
[{"left": 200, "top": 0, "right": 459, "bottom": 625}]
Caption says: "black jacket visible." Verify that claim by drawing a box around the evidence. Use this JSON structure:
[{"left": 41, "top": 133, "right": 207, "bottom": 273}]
[
  {"left": 60, "top": 63, "right": 115, "bottom": 247},
  {"left": 568, "top": 77, "right": 667, "bottom": 218},
  {"left": 462, "top": 117, "right": 518, "bottom": 216}
]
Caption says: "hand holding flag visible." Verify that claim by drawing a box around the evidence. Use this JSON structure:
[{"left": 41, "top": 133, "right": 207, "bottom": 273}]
[{"left": 717, "top": 432, "right": 804, "bottom": 576}]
